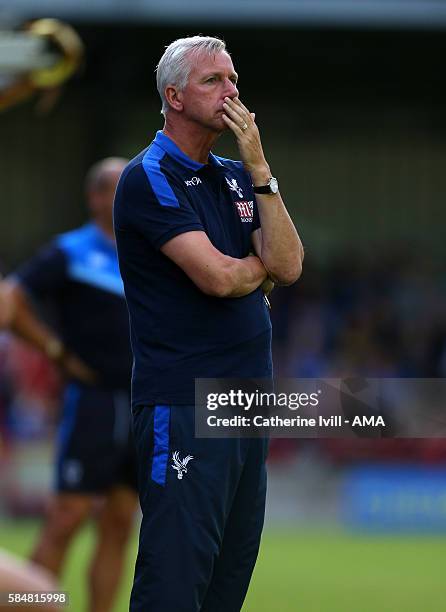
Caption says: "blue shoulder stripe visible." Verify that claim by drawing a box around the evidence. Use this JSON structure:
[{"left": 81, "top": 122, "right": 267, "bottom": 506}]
[
  {"left": 56, "top": 224, "right": 125, "bottom": 297},
  {"left": 68, "top": 263, "right": 124, "bottom": 296},
  {"left": 142, "top": 143, "right": 180, "bottom": 208}
]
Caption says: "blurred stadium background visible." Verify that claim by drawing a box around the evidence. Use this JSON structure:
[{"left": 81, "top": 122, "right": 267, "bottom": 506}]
[{"left": 1, "top": 1, "right": 446, "bottom": 610}]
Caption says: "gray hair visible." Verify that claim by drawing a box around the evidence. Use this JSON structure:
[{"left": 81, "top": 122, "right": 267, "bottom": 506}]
[
  {"left": 85, "top": 157, "right": 128, "bottom": 192},
  {"left": 156, "top": 35, "right": 227, "bottom": 116}
]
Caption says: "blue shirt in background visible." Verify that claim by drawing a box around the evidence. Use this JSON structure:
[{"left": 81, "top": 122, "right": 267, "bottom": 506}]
[{"left": 15, "top": 223, "right": 132, "bottom": 391}]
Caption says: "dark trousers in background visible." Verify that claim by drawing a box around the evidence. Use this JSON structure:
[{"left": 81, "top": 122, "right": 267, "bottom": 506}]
[{"left": 130, "top": 404, "right": 268, "bottom": 612}]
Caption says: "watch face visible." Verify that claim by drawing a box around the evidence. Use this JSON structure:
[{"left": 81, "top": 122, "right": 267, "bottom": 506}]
[{"left": 270, "top": 177, "right": 279, "bottom": 194}]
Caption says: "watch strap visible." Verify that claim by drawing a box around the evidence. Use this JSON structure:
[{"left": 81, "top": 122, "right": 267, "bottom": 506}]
[
  {"left": 253, "top": 176, "right": 278, "bottom": 195},
  {"left": 253, "top": 184, "right": 273, "bottom": 194}
]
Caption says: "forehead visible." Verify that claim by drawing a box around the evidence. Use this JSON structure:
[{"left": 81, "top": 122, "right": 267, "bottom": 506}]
[{"left": 188, "top": 50, "right": 236, "bottom": 78}]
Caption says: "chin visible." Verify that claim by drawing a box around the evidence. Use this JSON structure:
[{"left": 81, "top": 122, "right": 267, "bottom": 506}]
[
  {"left": 212, "top": 117, "right": 227, "bottom": 134},
  {"left": 205, "top": 123, "right": 225, "bottom": 135}
]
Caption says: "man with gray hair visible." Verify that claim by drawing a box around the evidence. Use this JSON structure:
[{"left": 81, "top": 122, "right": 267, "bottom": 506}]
[{"left": 114, "top": 35, "right": 304, "bottom": 611}]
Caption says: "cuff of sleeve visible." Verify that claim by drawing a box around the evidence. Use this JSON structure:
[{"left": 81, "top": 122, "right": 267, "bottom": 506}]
[{"left": 154, "top": 223, "right": 205, "bottom": 250}]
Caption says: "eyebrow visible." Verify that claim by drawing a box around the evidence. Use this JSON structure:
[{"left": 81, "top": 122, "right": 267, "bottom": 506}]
[{"left": 202, "top": 71, "right": 238, "bottom": 81}]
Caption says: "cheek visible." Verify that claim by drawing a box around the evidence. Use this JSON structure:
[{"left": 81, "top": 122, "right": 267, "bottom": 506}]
[{"left": 187, "top": 94, "right": 213, "bottom": 115}]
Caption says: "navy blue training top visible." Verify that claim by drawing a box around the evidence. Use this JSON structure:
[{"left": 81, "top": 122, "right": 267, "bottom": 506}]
[
  {"left": 114, "top": 130, "right": 272, "bottom": 406},
  {"left": 14, "top": 223, "right": 132, "bottom": 390}
]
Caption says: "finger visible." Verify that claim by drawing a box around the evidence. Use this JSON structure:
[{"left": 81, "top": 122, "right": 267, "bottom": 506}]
[
  {"left": 222, "top": 101, "right": 242, "bottom": 120},
  {"left": 223, "top": 102, "right": 249, "bottom": 130},
  {"left": 233, "top": 97, "right": 251, "bottom": 116},
  {"left": 224, "top": 97, "right": 249, "bottom": 123},
  {"left": 222, "top": 113, "right": 245, "bottom": 137},
  {"left": 233, "top": 98, "right": 255, "bottom": 126}
]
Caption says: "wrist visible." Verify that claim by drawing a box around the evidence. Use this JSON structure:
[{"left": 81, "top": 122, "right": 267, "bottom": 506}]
[
  {"left": 246, "top": 254, "right": 268, "bottom": 280},
  {"left": 250, "top": 164, "right": 271, "bottom": 186}
]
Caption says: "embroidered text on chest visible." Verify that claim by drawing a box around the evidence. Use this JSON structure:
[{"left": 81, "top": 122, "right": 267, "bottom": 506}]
[{"left": 235, "top": 200, "right": 254, "bottom": 223}]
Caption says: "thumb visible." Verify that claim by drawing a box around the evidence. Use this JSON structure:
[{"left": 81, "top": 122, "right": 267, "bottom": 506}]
[{"left": 251, "top": 112, "right": 256, "bottom": 121}]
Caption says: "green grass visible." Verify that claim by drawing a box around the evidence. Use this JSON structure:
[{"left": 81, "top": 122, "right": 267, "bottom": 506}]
[{"left": 1, "top": 521, "right": 446, "bottom": 611}]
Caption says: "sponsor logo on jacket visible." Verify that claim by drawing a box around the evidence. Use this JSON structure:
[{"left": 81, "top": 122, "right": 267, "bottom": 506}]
[{"left": 235, "top": 200, "right": 254, "bottom": 222}]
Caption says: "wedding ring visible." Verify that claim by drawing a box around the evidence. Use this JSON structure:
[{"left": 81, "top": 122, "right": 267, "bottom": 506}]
[{"left": 241, "top": 122, "right": 248, "bottom": 131}]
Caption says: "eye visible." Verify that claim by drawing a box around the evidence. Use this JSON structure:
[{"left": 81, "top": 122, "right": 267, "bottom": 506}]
[{"left": 206, "top": 76, "right": 217, "bottom": 83}]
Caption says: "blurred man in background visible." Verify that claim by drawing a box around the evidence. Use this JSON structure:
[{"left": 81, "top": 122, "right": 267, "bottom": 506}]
[
  {"left": 114, "top": 36, "right": 303, "bottom": 611},
  {"left": 0, "top": 158, "right": 138, "bottom": 612}
]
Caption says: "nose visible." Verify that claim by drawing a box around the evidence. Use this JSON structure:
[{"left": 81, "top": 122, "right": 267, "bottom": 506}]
[{"left": 224, "top": 78, "right": 238, "bottom": 99}]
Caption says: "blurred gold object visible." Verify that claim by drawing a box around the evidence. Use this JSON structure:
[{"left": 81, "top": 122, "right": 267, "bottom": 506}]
[
  {"left": 0, "top": 19, "right": 84, "bottom": 113},
  {"left": 27, "top": 19, "right": 83, "bottom": 88}
]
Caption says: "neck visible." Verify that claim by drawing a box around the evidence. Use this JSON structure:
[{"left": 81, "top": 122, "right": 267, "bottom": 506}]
[
  {"left": 163, "top": 115, "right": 221, "bottom": 165},
  {"left": 94, "top": 219, "right": 115, "bottom": 242}
]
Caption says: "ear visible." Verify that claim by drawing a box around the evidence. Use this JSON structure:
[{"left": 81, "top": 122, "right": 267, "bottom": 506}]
[{"left": 165, "top": 85, "right": 183, "bottom": 112}]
